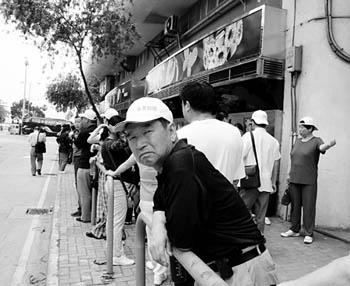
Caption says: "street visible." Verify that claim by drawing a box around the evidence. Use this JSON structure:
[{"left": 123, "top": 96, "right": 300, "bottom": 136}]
[
  {"left": 0, "top": 131, "right": 349, "bottom": 285},
  {"left": 0, "top": 131, "right": 58, "bottom": 285}
]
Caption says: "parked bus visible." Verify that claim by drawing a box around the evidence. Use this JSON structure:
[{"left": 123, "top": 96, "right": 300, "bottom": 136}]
[{"left": 22, "top": 117, "right": 72, "bottom": 136}]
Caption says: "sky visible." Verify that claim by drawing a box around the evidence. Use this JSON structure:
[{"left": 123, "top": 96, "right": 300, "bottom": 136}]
[{"left": 0, "top": 19, "right": 75, "bottom": 120}]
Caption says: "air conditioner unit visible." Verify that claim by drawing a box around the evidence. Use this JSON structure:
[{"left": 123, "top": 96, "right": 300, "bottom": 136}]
[{"left": 164, "top": 15, "right": 178, "bottom": 36}]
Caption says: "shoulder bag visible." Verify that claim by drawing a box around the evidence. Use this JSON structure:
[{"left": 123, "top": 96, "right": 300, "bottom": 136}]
[
  {"left": 35, "top": 132, "right": 46, "bottom": 154},
  {"left": 240, "top": 131, "right": 260, "bottom": 189}
]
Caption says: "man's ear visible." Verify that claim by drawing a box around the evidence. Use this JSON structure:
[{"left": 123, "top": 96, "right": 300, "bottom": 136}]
[
  {"left": 168, "top": 123, "right": 178, "bottom": 143},
  {"left": 183, "top": 100, "right": 191, "bottom": 113}
]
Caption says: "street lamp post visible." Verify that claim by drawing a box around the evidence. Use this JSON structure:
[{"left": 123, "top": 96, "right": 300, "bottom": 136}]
[{"left": 21, "top": 59, "right": 29, "bottom": 134}]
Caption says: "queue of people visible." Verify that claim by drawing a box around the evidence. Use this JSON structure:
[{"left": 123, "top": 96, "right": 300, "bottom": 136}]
[{"left": 52, "top": 80, "right": 338, "bottom": 286}]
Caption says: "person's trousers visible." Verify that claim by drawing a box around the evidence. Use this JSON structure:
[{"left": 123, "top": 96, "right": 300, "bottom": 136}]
[
  {"left": 58, "top": 152, "right": 69, "bottom": 171},
  {"left": 30, "top": 147, "right": 43, "bottom": 175},
  {"left": 239, "top": 188, "right": 270, "bottom": 233},
  {"left": 289, "top": 183, "right": 317, "bottom": 236},
  {"left": 73, "top": 156, "right": 81, "bottom": 210},
  {"left": 139, "top": 200, "right": 168, "bottom": 277},
  {"left": 77, "top": 168, "right": 91, "bottom": 221},
  {"left": 110, "top": 180, "right": 127, "bottom": 257}
]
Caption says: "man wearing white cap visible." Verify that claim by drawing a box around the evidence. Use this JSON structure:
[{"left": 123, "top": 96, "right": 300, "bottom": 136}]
[
  {"left": 73, "top": 109, "right": 97, "bottom": 223},
  {"left": 117, "top": 97, "right": 278, "bottom": 286},
  {"left": 240, "top": 110, "right": 281, "bottom": 234}
]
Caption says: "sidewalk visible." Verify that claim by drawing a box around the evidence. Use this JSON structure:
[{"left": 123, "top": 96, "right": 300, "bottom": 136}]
[{"left": 47, "top": 165, "right": 350, "bottom": 285}]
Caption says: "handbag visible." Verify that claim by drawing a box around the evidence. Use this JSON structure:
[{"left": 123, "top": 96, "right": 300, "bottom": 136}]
[
  {"left": 35, "top": 133, "right": 46, "bottom": 153},
  {"left": 240, "top": 131, "right": 261, "bottom": 189},
  {"left": 281, "top": 188, "right": 291, "bottom": 205}
]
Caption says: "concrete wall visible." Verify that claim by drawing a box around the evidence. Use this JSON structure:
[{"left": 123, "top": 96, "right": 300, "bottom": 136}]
[{"left": 279, "top": 0, "right": 350, "bottom": 229}]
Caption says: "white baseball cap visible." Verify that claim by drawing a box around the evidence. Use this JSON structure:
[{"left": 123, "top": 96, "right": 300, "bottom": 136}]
[
  {"left": 299, "top": 116, "right": 318, "bottom": 130},
  {"left": 101, "top": 108, "right": 119, "bottom": 120},
  {"left": 251, "top": 110, "right": 268, "bottom": 125},
  {"left": 116, "top": 97, "right": 173, "bottom": 131},
  {"left": 79, "top": 109, "right": 97, "bottom": 121}
]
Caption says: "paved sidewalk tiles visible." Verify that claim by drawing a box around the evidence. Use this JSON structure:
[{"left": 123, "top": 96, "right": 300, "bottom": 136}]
[{"left": 47, "top": 165, "right": 350, "bottom": 285}]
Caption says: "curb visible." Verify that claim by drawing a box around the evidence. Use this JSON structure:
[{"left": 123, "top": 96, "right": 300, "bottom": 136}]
[
  {"left": 315, "top": 229, "right": 350, "bottom": 244},
  {"left": 46, "top": 174, "right": 62, "bottom": 286}
]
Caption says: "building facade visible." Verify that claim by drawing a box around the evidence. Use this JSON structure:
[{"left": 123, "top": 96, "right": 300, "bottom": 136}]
[{"left": 88, "top": 0, "right": 350, "bottom": 229}]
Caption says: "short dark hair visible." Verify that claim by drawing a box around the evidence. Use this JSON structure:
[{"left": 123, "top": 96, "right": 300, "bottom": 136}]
[
  {"left": 107, "top": 115, "right": 123, "bottom": 126},
  {"left": 216, "top": 111, "right": 228, "bottom": 121},
  {"left": 302, "top": 124, "right": 315, "bottom": 131},
  {"left": 180, "top": 82, "right": 220, "bottom": 115},
  {"left": 251, "top": 120, "right": 267, "bottom": 128}
]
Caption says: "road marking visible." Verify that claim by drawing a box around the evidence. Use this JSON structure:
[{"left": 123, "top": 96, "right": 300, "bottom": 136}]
[{"left": 10, "top": 159, "right": 56, "bottom": 286}]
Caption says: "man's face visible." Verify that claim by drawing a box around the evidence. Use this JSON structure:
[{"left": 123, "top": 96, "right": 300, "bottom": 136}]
[
  {"left": 74, "top": 118, "right": 81, "bottom": 130},
  {"left": 125, "top": 120, "right": 176, "bottom": 170}
]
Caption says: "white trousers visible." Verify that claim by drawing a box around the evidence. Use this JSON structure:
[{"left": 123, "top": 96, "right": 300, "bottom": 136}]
[
  {"left": 110, "top": 180, "right": 127, "bottom": 257},
  {"left": 139, "top": 200, "right": 168, "bottom": 277}
]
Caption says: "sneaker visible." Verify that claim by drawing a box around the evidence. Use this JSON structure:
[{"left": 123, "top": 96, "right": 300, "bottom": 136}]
[
  {"left": 71, "top": 210, "right": 81, "bottom": 217},
  {"left": 304, "top": 236, "right": 313, "bottom": 244},
  {"left": 281, "top": 230, "right": 300, "bottom": 237},
  {"left": 146, "top": 261, "right": 155, "bottom": 270},
  {"left": 154, "top": 273, "right": 167, "bottom": 286},
  {"left": 265, "top": 217, "right": 271, "bottom": 225},
  {"left": 37, "top": 169, "right": 41, "bottom": 175},
  {"left": 113, "top": 255, "right": 135, "bottom": 266}
]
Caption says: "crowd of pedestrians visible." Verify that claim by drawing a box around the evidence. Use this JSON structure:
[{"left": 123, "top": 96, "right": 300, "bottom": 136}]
[{"left": 45, "top": 80, "right": 340, "bottom": 286}]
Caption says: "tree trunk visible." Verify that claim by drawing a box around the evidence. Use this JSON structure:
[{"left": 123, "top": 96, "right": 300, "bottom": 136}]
[{"left": 77, "top": 55, "right": 101, "bottom": 121}]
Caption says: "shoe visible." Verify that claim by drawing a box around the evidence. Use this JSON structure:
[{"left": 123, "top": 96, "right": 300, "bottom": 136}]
[
  {"left": 281, "top": 230, "right": 300, "bottom": 237},
  {"left": 113, "top": 255, "right": 135, "bottom": 266},
  {"left": 86, "top": 232, "right": 104, "bottom": 240},
  {"left": 76, "top": 218, "right": 91, "bottom": 223},
  {"left": 146, "top": 261, "right": 154, "bottom": 270},
  {"left": 71, "top": 210, "right": 81, "bottom": 217},
  {"left": 304, "top": 236, "right": 313, "bottom": 244},
  {"left": 154, "top": 273, "right": 167, "bottom": 286},
  {"left": 37, "top": 169, "right": 41, "bottom": 175},
  {"left": 32, "top": 173, "right": 36, "bottom": 176},
  {"left": 265, "top": 217, "right": 271, "bottom": 225}
]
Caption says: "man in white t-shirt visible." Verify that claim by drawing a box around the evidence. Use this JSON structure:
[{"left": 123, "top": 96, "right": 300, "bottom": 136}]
[
  {"left": 240, "top": 110, "right": 281, "bottom": 233},
  {"left": 177, "top": 82, "right": 245, "bottom": 187}
]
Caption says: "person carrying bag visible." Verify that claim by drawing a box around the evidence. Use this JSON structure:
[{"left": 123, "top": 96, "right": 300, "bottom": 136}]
[{"left": 240, "top": 131, "right": 260, "bottom": 189}]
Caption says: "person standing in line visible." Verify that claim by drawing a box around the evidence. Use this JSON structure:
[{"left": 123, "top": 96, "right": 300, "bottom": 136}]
[
  {"left": 56, "top": 124, "right": 72, "bottom": 173},
  {"left": 106, "top": 154, "right": 168, "bottom": 285},
  {"left": 71, "top": 116, "right": 82, "bottom": 217},
  {"left": 177, "top": 82, "right": 245, "bottom": 188},
  {"left": 28, "top": 126, "right": 46, "bottom": 176},
  {"left": 116, "top": 97, "right": 278, "bottom": 286},
  {"left": 281, "top": 117, "right": 336, "bottom": 244},
  {"left": 239, "top": 110, "right": 281, "bottom": 234},
  {"left": 99, "top": 109, "right": 135, "bottom": 266},
  {"left": 73, "top": 110, "right": 97, "bottom": 223}
]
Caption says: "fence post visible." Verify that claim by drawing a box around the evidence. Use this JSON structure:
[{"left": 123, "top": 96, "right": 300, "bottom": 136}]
[
  {"left": 106, "top": 176, "right": 114, "bottom": 275},
  {"left": 135, "top": 213, "right": 149, "bottom": 286},
  {"left": 135, "top": 213, "right": 227, "bottom": 286}
]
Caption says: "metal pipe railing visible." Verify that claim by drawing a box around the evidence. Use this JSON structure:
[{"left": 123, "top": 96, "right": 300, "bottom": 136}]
[{"left": 135, "top": 213, "right": 227, "bottom": 286}]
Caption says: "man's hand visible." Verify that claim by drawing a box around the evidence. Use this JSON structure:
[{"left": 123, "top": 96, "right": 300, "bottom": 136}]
[
  {"left": 105, "top": 170, "right": 117, "bottom": 177},
  {"left": 149, "top": 211, "right": 172, "bottom": 266}
]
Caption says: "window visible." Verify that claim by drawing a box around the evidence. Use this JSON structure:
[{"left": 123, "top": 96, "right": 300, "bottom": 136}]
[{"left": 207, "top": 0, "right": 218, "bottom": 13}]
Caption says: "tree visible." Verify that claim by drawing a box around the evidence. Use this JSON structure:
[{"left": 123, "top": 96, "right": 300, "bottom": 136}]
[
  {"left": 11, "top": 99, "right": 45, "bottom": 119},
  {"left": 46, "top": 73, "right": 100, "bottom": 114},
  {"left": 0, "top": 0, "right": 140, "bottom": 120},
  {"left": 0, "top": 101, "right": 9, "bottom": 123}
]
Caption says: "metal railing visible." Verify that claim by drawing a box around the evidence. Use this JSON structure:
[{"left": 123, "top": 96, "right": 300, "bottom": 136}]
[
  {"left": 135, "top": 213, "right": 228, "bottom": 286},
  {"left": 94, "top": 160, "right": 227, "bottom": 285}
]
